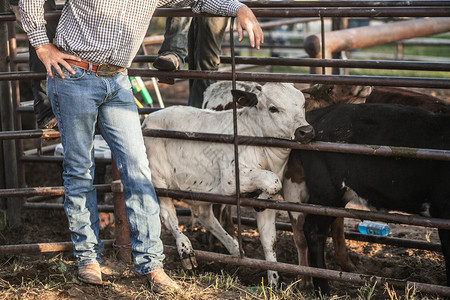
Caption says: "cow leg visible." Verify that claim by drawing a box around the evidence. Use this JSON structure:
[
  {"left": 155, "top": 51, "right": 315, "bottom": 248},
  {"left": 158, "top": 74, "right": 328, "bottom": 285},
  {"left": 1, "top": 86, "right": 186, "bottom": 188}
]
[
  {"left": 330, "top": 217, "right": 355, "bottom": 271},
  {"left": 438, "top": 229, "right": 450, "bottom": 286},
  {"left": 222, "top": 205, "right": 236, "bottom": 238},
  {"left": 210, "top": 205, "right": 236, "bottom": 249},
  {"left": 256, "top": 208, "right": 280, "bottom": 287},
  {"left": 288, "top": 211, "right": 313, "bottom": 289},
  {"left": 197, "top": 203, "right": 240, "bottom": 256},
  {"left": 159, "top": 196, "right": 198, "bottom": 269},
  {"left": 283, "top": 177, "right": 314, "bottom": 289},
  {"left": 304, "top": 214, "right": 335, "bottom": 295}
]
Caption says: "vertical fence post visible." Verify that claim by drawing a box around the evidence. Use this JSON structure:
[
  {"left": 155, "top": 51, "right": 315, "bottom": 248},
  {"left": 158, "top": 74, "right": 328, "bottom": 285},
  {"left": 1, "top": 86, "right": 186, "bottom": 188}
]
[
  {"left": 111, "top": 161, "right": 131, "bottom": 263},
  {"left": 8, "top": 17, "right": 25, "bottom": 191},
  {"left": 331, "top": 17, "right": 348, "bottom": 75},
  {"left": 0, "top": 0, "right": 21, "bottom": 227}
]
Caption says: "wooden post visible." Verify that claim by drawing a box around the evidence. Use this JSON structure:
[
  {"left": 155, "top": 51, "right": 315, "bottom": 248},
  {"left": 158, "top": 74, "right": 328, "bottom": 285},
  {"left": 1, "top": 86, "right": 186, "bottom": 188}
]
[
  {"left": 304, "top": 17, "right": 450, "bottom": 74},
  {"left": 111, "top": 161, "right": 132, "bottom": 263}
]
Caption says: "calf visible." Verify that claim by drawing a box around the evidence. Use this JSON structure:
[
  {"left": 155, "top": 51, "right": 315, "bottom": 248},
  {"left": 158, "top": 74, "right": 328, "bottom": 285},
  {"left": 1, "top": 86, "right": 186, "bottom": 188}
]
[
  {"left": 286, "top": 85, "right": 450, "bottom": 288},
  {"left": 301, "top": 84, "right": 449, "bottom": 115},
  {"left": 295, "top": 103, "right": 450, "bottom": 293},
  {"left": 367, "top": 86, "right": 449, "bottom": 114},
  {"left": 142, "top": 81, "right": 314, "bottom": 286},
  {"left": 205, "top": 83, "right": 370, "bottom": 288},
  {"left": 301, "top": 84, "right": 373, "bottom": 111}
]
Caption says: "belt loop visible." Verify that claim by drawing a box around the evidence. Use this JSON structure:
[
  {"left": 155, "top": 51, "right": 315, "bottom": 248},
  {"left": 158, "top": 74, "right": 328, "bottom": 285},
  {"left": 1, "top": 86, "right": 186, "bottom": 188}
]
[{"left": 88, "top": 61, "right": 93, "bottom": 74}]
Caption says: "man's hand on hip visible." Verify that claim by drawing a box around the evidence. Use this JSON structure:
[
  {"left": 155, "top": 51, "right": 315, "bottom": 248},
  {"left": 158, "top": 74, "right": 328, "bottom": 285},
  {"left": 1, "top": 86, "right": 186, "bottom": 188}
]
[
  {"left": 35, "top": 44, "right": 81, "bottom": 79},
  {"left": 236, "top": 6, "right": 263, "bottom": 50}
]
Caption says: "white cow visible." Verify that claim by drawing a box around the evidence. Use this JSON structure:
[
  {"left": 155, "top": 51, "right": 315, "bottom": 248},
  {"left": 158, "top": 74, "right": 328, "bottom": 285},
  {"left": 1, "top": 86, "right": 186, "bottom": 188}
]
[
  {"left": 142, "top": 81, "right": 313, "bottom": 286},
  {"left": 204, "top": 82, "right": 372, "bottom": 289}
]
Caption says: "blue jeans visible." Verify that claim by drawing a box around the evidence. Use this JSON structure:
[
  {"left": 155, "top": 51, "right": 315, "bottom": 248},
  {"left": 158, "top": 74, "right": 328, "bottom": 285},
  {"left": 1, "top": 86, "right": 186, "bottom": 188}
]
[
  {"left": 47, "top": 66, "right": 164, "bottom": 275},
  {"left": 187, "top": 17, "right": 228, "bottom": 108},
  {"left": 158, "top": 16, "right": 228, "bottom": 107},
  {"left": 158, "top": 16, "right": 191, "bottom": 67}
]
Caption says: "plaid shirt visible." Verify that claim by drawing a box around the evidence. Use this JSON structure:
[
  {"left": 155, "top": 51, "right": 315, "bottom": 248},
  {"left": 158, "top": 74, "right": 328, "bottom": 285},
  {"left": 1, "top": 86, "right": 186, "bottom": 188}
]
[{"left": 20, "top": 0, "right": 243, "bottom": 67}]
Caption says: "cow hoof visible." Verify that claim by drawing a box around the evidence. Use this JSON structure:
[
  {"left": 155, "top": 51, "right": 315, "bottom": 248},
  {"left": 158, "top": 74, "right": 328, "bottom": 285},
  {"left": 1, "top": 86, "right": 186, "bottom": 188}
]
[
  {"left": 297, "top": 277, "right": 314, "bottom": 290},
  {"left": 181, "top": 255, "right": 198, "bottom": 270}
]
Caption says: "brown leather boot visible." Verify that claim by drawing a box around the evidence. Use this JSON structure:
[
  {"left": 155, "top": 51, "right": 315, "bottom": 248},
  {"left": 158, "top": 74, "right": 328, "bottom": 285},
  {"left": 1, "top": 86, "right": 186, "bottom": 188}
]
[
  {"left": 77, "top": 263, "right": 103, "bottom": 285},
  {"left": 153, "top": 54, "right": 180, "bottom": 71},
  {"left": 146, "top": 270, "right": 181, "bottom": 294}
]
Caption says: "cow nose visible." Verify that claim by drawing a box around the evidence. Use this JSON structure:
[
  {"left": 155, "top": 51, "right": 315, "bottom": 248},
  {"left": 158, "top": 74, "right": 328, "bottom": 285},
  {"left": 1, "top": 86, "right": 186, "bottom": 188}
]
[{"left": 294, "top": 125, "right": 315, "bottom": 143}]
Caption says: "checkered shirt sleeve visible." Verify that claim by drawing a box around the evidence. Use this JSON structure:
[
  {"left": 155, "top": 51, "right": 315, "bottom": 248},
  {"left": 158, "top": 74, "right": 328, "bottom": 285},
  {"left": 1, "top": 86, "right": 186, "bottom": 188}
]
[{"left": 19, "top": 0, "right": 245, "bottom": 67}]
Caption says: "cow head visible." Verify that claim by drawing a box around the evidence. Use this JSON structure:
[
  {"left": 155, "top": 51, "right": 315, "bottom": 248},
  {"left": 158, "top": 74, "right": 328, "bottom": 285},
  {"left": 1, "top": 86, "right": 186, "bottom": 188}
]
[
  {"left": 203, "top": 81, "right": 314, "bottom": 144},
  {"left": 256, "top": 82, "right": 314, "bottom": 143},
  {"left": 302, "top": 84, "right": 373, "bottom": 111}
]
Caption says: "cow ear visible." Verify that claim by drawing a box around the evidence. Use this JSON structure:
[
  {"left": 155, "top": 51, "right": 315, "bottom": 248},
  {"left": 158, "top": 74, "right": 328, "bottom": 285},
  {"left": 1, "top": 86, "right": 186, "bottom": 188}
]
[
  {"left": 231, "top": 89, "right": 258, "bottom": 107},
  {"left": 301, "top": 85, "right": 316, "bottom": 95}
]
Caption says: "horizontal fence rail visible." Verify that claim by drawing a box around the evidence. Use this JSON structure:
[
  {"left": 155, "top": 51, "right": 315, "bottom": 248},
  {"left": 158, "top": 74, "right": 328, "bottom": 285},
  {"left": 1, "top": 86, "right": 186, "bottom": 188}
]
[
  {"left": 20, "top": 202, "right": 444, "bottom": 253},
  {"left": 4, "top": 70, "right": 450, "bottom": 88},
  {"left": 2, "top": 5, "right": 450, "bottom": 22},
  {"left": 242, "top": 1, "right": 450, "bottom": 7},
  {"left": 1, "top": 186, "right": 449, "bottom": 230},
  {"left": 1, "top": 128, "right": 449, "bottom": 161},
  {"left": 11, "top": 55, "right": 450, "bottom": 72}
]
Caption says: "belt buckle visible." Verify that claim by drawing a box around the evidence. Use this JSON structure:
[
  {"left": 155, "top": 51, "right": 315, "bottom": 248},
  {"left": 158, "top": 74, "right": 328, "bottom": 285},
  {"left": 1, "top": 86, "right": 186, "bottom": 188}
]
[{"left": 96, "top": 63, "right": 121, "bottom": 78}]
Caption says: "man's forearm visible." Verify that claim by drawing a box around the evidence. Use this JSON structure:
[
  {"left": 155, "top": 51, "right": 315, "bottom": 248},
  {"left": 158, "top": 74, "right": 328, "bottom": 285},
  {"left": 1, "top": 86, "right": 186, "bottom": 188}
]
[{"left": 19, "top": 0, "right": 50, "bottom": 47}]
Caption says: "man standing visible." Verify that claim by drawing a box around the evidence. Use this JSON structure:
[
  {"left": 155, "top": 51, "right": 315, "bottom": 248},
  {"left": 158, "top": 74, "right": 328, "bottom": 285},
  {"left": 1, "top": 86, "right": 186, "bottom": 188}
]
[{"left": 19, "top": 0, "right": 263, "bottom": 293}]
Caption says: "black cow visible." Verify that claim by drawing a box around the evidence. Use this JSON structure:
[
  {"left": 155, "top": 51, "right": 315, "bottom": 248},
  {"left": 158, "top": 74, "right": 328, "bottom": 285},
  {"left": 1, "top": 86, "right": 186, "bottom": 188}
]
[{"left": 295, "top": 103, "right": 450, "bottom": 293}]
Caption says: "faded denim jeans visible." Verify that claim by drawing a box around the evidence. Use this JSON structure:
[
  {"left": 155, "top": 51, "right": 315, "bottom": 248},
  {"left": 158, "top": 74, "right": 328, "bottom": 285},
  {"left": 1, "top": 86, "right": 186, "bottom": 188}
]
[
  {"left": 158, "top": 16, "right": 228, "bottom": 107},
  {"left": 47, "top": 66, "right": 164, "bottom": 275}
]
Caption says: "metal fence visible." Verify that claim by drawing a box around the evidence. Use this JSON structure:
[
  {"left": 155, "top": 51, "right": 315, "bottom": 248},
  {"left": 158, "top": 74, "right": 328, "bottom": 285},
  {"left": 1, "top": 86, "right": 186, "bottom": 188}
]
[{"left": 0, "top": 1, "right": 450, "bottom": 297}]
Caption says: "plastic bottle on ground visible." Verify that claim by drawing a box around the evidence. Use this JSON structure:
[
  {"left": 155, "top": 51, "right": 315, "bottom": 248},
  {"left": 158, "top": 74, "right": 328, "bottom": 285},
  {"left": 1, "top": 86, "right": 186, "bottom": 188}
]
[{"left": 355, "top": 220, "right": 390, "bottom": 237}]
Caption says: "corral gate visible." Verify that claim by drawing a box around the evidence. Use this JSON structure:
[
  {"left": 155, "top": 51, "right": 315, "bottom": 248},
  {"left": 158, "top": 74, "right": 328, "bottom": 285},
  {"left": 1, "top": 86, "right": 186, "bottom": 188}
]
[{"left": 0, "top": 1, "right": 450, "bottom": 297}]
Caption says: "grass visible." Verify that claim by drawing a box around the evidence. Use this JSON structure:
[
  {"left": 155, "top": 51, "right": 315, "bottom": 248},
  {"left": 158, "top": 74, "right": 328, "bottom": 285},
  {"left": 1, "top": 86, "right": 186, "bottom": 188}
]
[
  {"left": 0, "top": 253, "right": 446, "bottom": 300},
  {"left": 358, "top": 44, "right": 450, "bottom": 59}
]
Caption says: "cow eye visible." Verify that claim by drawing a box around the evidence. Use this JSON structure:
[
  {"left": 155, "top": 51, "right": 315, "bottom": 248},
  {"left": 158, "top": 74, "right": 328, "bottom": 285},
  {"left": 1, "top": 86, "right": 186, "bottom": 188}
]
[
  {"left": 327, "top": 87, "right": 333, "bottom": 94},
  {"left": 269, "top": 106, "right": 279, "bottom": 113}
]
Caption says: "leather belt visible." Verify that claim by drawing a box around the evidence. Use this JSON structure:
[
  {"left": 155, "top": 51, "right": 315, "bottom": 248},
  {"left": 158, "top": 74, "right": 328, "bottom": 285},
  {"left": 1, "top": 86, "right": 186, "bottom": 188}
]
[{"left": 65, "top": 59, "right": 126, "bottom": 77}]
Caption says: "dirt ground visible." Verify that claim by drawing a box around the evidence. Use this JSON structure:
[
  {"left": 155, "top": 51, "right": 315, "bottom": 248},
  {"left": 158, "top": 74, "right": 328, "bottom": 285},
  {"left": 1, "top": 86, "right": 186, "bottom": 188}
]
[{"left": 1, "top": 82, "right": 449, "bottom": 299}]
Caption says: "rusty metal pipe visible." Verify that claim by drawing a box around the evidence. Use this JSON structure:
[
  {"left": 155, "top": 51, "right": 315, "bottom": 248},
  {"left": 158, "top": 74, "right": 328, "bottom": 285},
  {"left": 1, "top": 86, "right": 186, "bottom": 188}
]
[
  {"left": 0, "top": 240, "right": 114, "bottom": 255},
  {"left": 20, "top": 155, "right": 111, "bottom": 164},
  {"left": 23, "top": 202, "right": 114, "bottom": 212},
  {"left": 129, "top": 70, "right": 450, "bottom": 89},
  {"left": 20, "top": 204, "right": 443, "bottom": 252},
  {"left": 2, "top": 70, "right": 450, "bottom": 89},
  {"left": 8, "top": 52, "right": 450, "bottom": 74},
  {"left": 163, "top": 246, "right": 450, "bottom": 297},
  {"left": 218, "top": 56, "right": 450, "bottom": 72},
  {"left": 141, "top": 129, "right": 450, "bottom": 161},
  {"left": 154, "top": 188, "right": 450, "bottom": 230},
  {"left": 1, "top": 128, "right": 448, "bottom": 161},
  {"left": 234, "top": 216, "right": 442, "bottom": 252},
  {"left": 3, "top": 185, "right": 449, "bottom": 229},
  {"left": 242, "top": 1, "right": 450, "bottom": 8},
  {"left": 0, "top": 184, "right": 111, "bottom": 197},
  {"left": 249, "top": 8, "right": 450, "bottom": 18},
  {"left": 152, "top": 8, "right": 450, "bottom": 18},
  {"left": 2, "top": 6, "right": 450, "bottom": 21},
  {"left": 133, "top": 55, "right": 450, "bottom": 72}
]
